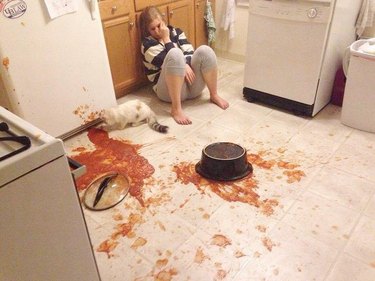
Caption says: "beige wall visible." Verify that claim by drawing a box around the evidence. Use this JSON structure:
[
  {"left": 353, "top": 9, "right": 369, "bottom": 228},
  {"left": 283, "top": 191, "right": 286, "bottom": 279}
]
[
  {"left": 363, "top": 24, "right": 375, "bottom": 38},
  {"left": 214, "top": 1, "right": 248, "bottom": 62}
]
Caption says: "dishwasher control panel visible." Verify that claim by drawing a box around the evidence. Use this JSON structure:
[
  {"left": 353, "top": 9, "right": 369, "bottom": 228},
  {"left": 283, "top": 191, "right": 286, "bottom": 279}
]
[{"left": 249, "top": 0, "right": 332, "bottom": 23}]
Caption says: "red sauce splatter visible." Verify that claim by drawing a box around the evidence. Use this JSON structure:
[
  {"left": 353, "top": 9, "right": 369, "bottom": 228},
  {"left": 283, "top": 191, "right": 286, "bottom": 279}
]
[
  {"left": 2, "top": 57, "right": 9, "bottom": 70},
  {"left": 155, "top": 258, "right": 168, "bottom": 269},
  {"left": 71, "top": 128, "right": 154, "bottom": 206},
  {"left": 211, "top": 234, "right": 232, "bottom": 248},
  {"left": 247, "top": 152, "right": 276, "bottom": 169},
  {"left": 172, "top": 151, "right": 305, "bottom": 215},
  {"left": 72, "top": 146, "right": 87, "bottom": 153},
  {"left": 97, "top": 239, "right": 119, "bottom": 258},
  {"left": 97, "top": 213, "right": 144, "bottom": 257},
  {"left": 73, "top": 105, "right": 101, "bottom": 124},
  {"left": 215, "top": 269, "right": 227, "bottom": 280},
  {"left": 173, "top": 161, "right": 262, "bottom": 209},
  {"left": 154, "top": 268, "right": 178, "bottom": 281},
  {"left": 262, "top": 236, "right": 276, "bottom": 252},
  {"left": 111, "top": 223, "right": 132, "bottom": 240},
  {"left": 194, "top": 247, "right": 209, "bottom": 264}
]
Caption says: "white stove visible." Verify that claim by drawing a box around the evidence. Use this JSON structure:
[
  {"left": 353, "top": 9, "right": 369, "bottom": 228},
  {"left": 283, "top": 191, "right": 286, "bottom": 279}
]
[
  {"left": 0, "top": 107, "right": 101, "bottom": 281},
  {"left": 0, "top": 106, "right": 60, "bottom": 186}
]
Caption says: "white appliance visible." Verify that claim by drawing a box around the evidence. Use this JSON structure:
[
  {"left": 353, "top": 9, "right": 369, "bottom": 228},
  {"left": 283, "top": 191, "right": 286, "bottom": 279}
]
[
  {"left": 341, "top": 38, "right": 375, "bottom": 133},
  {"left": 0, "top": 106, "right": 101, "bottom": 281},
  {"left": 0, "top": 0, "right": 116, "bottom": 139},
  {"left": 243, "top": 0, "right": 362, "bottom": 116}
]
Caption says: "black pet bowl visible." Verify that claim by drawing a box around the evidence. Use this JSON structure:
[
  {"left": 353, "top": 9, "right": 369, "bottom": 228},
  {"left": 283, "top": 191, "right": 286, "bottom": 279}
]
[{"left": 195, "top": 142, "right": 253, "bottom": 181}]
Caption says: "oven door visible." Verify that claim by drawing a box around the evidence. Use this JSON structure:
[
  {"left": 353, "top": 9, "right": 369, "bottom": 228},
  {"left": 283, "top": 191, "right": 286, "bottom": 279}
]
[
  {"left": 0, "top": 155, "right": 101, "bottom": 281},
  {"left": 68, "top": 157, "right": 87, "bottom": 180}
]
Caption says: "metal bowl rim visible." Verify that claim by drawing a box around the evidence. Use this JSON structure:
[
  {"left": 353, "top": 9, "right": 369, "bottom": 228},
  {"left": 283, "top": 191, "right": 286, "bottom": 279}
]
[{"left": 202, "top": 142, "right": 246, "bottom": 161}]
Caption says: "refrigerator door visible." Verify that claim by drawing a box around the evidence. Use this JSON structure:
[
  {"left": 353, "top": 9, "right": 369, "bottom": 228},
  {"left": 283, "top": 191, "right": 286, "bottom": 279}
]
[{"left": 0, "top": 1, "right": 116, "bottom": 137}]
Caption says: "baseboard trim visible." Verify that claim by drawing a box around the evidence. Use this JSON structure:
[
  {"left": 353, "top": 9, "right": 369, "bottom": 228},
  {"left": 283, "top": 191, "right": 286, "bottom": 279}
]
[{"left": 214, "top": 49, "right": 245, "bottom": 63}]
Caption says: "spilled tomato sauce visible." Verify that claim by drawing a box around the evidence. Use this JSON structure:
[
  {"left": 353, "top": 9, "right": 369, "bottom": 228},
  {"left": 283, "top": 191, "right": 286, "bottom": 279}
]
[
  {"left": 172, "top": 151, "right": 306, "bottom": 216},
  {"left": 173, "top": 162, "right": 262, "bottom": 209},
  {"left": 71, "top": 128, "right": 154, "bottom": 206},
  {"left": 70, "top": 130, "right": 306, "bottom": 259}
]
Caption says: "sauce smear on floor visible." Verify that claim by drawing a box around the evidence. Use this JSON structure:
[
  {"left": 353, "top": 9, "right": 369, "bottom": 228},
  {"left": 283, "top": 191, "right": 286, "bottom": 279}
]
[{"left": 71, "top": 128, "right": 154, "bottom": 206}]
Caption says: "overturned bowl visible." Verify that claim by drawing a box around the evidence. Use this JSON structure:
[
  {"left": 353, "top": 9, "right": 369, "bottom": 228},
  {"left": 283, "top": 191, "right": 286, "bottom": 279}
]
[{"left": 195, "top": 142, "right": 253, "bottom": 181}]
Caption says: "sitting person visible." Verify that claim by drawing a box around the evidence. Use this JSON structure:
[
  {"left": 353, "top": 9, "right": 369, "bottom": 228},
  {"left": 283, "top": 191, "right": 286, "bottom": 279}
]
[{"left": 139, "top": 6, "right": 229, "bottom": 125}]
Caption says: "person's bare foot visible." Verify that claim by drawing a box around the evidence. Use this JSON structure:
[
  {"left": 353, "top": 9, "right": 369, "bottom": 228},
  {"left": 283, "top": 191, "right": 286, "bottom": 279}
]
[
  {"left": 171, "top": 108, "right": 192, "bottom": 125},
  {"left": 210, "top": 94, "right": 229, "bottom": 109}
]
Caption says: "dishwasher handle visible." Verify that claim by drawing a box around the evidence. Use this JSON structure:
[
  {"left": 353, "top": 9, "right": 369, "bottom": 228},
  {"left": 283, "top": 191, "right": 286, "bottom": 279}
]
[{"left": 68, "top": 157, "right": 87, "bottom": 181}]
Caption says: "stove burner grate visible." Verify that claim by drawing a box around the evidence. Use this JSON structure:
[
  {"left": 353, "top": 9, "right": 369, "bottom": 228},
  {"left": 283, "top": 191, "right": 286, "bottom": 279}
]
[{"left": 0, "top": 122, "right": 31, "bottom": 161}]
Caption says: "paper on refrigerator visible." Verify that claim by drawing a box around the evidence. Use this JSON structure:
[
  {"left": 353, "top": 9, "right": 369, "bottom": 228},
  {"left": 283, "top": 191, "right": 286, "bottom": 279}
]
[{"left": 44, "top": 0, "right": 78, "bottom": 19}]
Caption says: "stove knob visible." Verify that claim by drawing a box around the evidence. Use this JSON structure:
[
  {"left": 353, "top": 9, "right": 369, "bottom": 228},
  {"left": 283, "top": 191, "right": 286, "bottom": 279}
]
[{"left": 307, "top": 8, "right": 318, "bottom": 19}]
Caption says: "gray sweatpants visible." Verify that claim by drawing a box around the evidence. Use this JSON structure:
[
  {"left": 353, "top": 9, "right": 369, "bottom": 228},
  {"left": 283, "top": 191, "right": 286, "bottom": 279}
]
[{"left": 155, "top": 45, "right": 217, "bottom": 102}]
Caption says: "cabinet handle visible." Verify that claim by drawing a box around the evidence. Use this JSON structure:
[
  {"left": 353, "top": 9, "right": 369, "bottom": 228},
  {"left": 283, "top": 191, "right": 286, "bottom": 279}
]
[
  {"left": 129, "top": 22, "right": 135, "bottom": 27},
  {"left": 196, "top": 3, "right": 200, "bottom": 7},
  {"left": 111, "top": 6, "right": 117, "bottom": 13},
  {"left": 161, "top": 12, "right": 166, "bottom": 16},
  {"left": 169, "top": 11, "right": 174, "bottom": 16}
]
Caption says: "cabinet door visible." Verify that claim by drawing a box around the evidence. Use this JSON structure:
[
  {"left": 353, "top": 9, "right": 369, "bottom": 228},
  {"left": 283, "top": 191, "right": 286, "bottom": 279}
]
[
  {"left": 134, "top": 0, "right": 172, "bottom": 12},
  {"left": 158, "top": 5, "right": 169, "bottom": 24},
  {"left": 102, "top": 14, "right": 141, "bottom": 97},
  {"left": 99, "top": 0, "right": 130, "bottom": 21},
  {"left": 194, "top": 0, "right": 207, "bottom": 47},
  {"left": 168, "top": 0, "right": 194, "bottom": 44}
]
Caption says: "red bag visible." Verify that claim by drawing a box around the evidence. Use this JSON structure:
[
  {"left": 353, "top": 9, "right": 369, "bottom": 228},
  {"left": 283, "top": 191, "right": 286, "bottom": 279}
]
[{"left": 330, "top": 65, "right": 346, "bottom": 106}]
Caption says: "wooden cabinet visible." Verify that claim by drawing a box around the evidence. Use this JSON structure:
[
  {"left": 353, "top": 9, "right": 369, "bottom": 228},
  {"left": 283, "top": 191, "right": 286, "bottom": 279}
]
[
  {"left": 99, "top": 0, "right": 144, "bottom": 98},
  {"left": 99, "top": 0, "right": 212, "bottom": 98},
  {"left": 134, "top": 0, "right": 194, "bottom": 44},
  {"left": 99, "top": 0, "right": 130, "bottom": 20},
  {"left": 167, "top": 1, "right": 194, "bottom": 43},
  {"left": 134, "top": 0, "right": 172, "bottom": 11}
]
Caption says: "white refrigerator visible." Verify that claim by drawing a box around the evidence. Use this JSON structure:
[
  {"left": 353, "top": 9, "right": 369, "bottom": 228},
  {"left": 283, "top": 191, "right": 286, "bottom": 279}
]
[{"left": 0, "top": 0, "right": 116, "bottom": 138}]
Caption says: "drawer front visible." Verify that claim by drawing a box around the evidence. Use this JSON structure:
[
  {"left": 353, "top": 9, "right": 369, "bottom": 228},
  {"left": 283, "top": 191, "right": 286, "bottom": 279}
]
[
  {"left": 99, "top": 0, "right": 130, "bottom": 20},
  {"left": 134, "top": 0, "right": 172, "bottom": 11}
]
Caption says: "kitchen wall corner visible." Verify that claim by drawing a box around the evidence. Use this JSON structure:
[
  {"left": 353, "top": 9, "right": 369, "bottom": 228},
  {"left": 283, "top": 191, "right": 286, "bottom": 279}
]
[
  {"left": 214, "top": 0, "right": 248, "bottom": 63},
  {"left": 0, "top": 76, "right": 11, "bottom": 110}
]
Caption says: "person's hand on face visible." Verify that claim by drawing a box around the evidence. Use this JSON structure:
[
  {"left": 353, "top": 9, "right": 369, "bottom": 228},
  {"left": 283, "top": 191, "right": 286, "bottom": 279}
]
[
  {"left": 159, "top": 21, "right": 170, "bottom": 43},
  {"left": 148, "top": 17, "right": 170, "bottom": 43}
]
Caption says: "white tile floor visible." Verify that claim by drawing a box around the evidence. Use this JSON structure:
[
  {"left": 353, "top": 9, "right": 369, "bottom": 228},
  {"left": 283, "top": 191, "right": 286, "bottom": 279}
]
[{"left": 64, "top": 58, "right": 375, "bottom": 281}]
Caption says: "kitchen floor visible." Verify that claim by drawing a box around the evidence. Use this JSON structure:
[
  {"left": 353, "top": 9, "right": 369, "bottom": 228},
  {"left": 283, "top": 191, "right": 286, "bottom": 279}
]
[{"left": 64, "top": 58, "right": 375, "bottom": 281}]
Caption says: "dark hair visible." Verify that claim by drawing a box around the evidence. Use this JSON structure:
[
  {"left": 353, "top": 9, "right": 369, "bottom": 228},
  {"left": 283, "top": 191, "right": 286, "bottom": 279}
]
[{"left": 139, "top": 6, "right": 163, "bottom": 39}]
